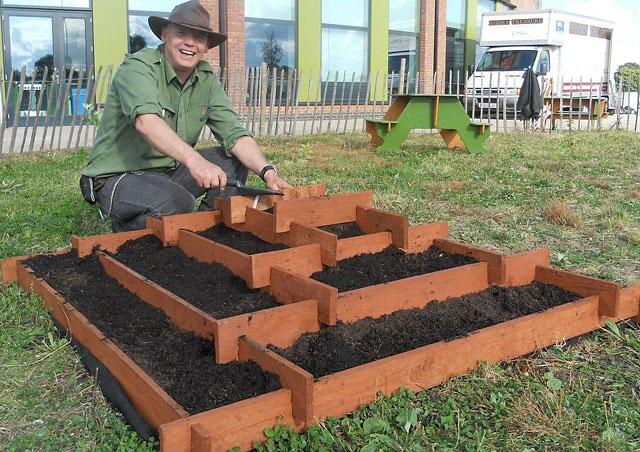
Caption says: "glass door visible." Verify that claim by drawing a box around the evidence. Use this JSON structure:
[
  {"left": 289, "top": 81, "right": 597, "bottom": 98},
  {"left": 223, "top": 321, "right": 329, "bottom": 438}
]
[{"left": 2, "top": 9, "right": 93, "bottom": 125}]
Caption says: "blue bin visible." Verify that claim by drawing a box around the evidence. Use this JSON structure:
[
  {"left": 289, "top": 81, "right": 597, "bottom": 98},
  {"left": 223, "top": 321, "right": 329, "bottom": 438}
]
[{"left": 70, "top": 88, "right": 87, "bottom": 115}]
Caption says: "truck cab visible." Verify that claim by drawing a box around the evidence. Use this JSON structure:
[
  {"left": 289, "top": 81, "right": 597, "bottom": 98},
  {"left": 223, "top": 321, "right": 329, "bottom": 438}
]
[
  {"left": 466, "top": 45, "right": 556, "bottom": 115},
  {"left": 465, "top": 9, "right": 614, "bottom": 118}
]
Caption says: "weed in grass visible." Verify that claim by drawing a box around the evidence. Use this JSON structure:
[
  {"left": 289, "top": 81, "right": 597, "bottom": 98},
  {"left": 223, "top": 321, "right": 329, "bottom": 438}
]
[{"left": 544, "top": 199, "right": 583, "bottom": 228}]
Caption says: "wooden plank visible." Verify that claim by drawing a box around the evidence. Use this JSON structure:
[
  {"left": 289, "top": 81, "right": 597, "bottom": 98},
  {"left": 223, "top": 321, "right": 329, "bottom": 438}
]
[
  {"left": 503, "top": 248, "right": 551, "bottom": 286},
  {"left": 244, "top": 207, "right": 278, "bottom": 243},
  {"left": 335, "top": 232, "right": 392, "bottom": 262},
  {"left": 535, "top": 266, "right": 621, "bottom": 318},
  {"left": 97, "top": 253, "right": 217, "bottom": 340},
  {"left": 270, "top": 266, "right": 338, "bottom": 325},
  {"left": 281, "top": 183, "right": 326, "bottom": 200},
  {"left": 159, "top": 389, "right": 295, "bottom": 452},
  {"left": 215, "top": 195, "right": 274, "bottom": 225},
  {"left": 146, "top": 211, "right": 221, "bottom": 246},
  {"left": 178, "top": 230, "right": 251, "bottom": 283},
  {"left": 17, "top": 264, "right": 188, "bottom": 429},
  {"left": 249, "top": 244, "right": 322, "bottom": 288},
  {"left": 239, "top": 337, "right": 314, "bottom": 426},
  {"left": 314, "top": 295, "right": 600, "bottom": 420},
  {"left": 1, "top": 250, "right": 68, "bottom": 283},
  {"left": 70, "top": 229, "right": 152, "bottom": 257},
  {"left": 190, "top": 424, "right": 212, "bottom": 452},
  {"left": 288, "top": 222, "right": 339, "bottom": 266},
  {"left": 215, "top": 299, "right": 320, "bottom": 363},
  {"left": 403, "top": 223, "right": 449, "bottom": 253},
  {"left": 356, "top": 206, "right": 409, "bottom": 249},
  {"left": 336, "top": 262, "right": 489, "bottom": 323},
  {"left": 433, "top": 239, "right": 505, "bottom": 285},
  {"left": 617, "top": 284, "right": 640, "bottom": 321},
  {"left": 273, "top": 191, "right": 374, "bottom": 233}
]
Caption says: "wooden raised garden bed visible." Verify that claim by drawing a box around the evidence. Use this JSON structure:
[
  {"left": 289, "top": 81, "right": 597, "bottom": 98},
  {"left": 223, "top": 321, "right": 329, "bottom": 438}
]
[{"left": 3, "top": 186, "right": 640, "bottom": 452}]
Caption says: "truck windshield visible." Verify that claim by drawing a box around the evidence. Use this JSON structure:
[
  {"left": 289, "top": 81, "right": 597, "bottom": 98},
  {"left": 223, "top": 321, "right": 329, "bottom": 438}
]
[{"left": 476, "top": 50, "right": 538, "bottom": 71}]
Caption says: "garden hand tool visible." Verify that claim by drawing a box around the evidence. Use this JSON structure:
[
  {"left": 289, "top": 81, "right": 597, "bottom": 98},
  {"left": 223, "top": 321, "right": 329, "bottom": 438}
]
[{"left": 226, "top": 178, "right": 284, "bottom": 196}]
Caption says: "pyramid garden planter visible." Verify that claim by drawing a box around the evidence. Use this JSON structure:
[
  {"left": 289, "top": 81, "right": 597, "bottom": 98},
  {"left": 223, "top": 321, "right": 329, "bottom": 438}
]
[{"left": 2, "top": 189, "right": 640, "bottom": 452}]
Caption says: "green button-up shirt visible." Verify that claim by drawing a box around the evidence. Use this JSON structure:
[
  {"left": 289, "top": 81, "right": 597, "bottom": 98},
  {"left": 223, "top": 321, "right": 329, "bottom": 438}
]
[{"left": 83, "top": 45, "right": 251, "bottom": 178}]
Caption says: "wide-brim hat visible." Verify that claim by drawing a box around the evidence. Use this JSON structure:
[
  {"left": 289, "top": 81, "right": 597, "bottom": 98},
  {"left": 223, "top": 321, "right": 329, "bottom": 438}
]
[{"left": 149, "top": 0, "right": 227, "bottom": 49}]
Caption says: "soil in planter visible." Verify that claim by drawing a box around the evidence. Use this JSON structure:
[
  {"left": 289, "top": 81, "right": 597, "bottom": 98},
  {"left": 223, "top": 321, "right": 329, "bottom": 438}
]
[
  {"left": 198, "top": 224, "right": 287, "bottom": 254},
  {"left": 110, "top": 235, "right": 280, "bottom": 318},
  {"left": 311, "top": 245, "right": 477, "bottom": 292},
  {"left": 24, "top": 251, "right": 281, "bottom": 414},
  {"left": 272, "top": 282, "right": 582, "bottom": 378},
  {"left": 318, "top": 222, "right": 364, "bottom": 239}
]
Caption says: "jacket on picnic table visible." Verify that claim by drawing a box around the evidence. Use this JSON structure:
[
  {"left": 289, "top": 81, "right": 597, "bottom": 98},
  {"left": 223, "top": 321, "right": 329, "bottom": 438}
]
[
  {"left": 83, "top": 45, "right": 251, "bottom": 179},
  {"left": 516, "top": 68, "right": 543, "bottom": 121}
]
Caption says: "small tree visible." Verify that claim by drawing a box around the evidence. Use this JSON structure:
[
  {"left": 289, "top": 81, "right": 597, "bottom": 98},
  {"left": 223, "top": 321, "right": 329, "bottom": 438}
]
[
  {"left": 129, "top": 34, "right": 147, "bottom": 54},
  {"left": 614, "top": 62, "right": 640, "bottom": 91},
  {"left": 260, "top": 31, "right": 283, "bottom": 69}
]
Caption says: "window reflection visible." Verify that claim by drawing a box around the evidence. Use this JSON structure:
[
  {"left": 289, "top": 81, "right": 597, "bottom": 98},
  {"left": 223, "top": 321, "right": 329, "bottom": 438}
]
[
  {"left": 322, "top": 28, "right": 367, "bottom": 78},
  {"left": 64, "top": 18, "right": 87, "bottom": 72},
  {"left": 322, "top": 0, "right": 368, "bottom": 27},
  {"left": 389, "top": 0, "right": 419, "bottom": 33},
  {"left": 3, "top": 0, "right": 89, "bottom": 6},
  {"left": 245, "top": 0, "right": 295, "bottom": 21},
  {"left": 128, "top": 0, "right": 182, "bottom": 12},
  {"left": 445, "top": 0, "right": 466, "bottom": 91},
  {"left": 475, "top": 0, "right": 494, "bottom": 66},
  {"left": 129, "top": 15, "right": 163, "bottom": 53},
  {"left": 245, "top": 22, "right": 295, "bottom": 69},
  {"left": 9, "top": 16, "right": 54, "bottom": 79}
]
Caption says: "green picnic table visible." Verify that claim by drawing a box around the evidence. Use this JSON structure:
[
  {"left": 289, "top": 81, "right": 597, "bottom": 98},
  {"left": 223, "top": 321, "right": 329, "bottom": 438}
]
[{"left": 365, "top": 94, "right": 490, "bottom": 154}]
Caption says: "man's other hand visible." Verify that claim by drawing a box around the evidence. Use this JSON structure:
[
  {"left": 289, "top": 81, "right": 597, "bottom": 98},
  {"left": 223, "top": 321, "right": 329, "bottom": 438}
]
[
  {"left": 187, "top": 154, "right": 227, "bottom": 189},
  {"left": 263, "top": 170, "right": 292, "bottom": 192}
]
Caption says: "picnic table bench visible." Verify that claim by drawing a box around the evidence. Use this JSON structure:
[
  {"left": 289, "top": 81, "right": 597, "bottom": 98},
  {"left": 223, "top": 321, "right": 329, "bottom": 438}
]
[{"left": 365, "top": 94, "right": 490, "bottom": 154}]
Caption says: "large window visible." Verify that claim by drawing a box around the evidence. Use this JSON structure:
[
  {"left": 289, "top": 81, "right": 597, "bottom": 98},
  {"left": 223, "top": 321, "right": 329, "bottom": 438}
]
[
  {"left": 128, "top": 0, "right": 183, "bottom": 53},
  {"left": 389, "top": 0, "right": 419, "bottom": 89},
  {"left": 1, "top": 0, "right": 90, "bottom": 6},
  {"left": 445, "top": 0, "right": 466, "bottom": 91},
  {"left": 322, "top": 0, "right": 368, "bottom": 79},
  {"left": 245, "top": 0, "right": 296, "bottom": 69},
  {"left": 475, "top": 0, "right": 494, "bottom": 66}
]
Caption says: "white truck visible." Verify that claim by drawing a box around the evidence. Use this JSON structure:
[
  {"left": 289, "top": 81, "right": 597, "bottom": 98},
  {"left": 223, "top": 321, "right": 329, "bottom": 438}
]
[{"left": 466, "top": 9, "right": 614, "bottom": 117}]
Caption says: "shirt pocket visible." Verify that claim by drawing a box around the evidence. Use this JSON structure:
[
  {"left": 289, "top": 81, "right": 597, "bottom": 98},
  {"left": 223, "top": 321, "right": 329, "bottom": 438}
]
[
  {"left": 158, "top": 100, "right": 177, "bottom": 129},
  {"left": 185, "top": 104, "right": 208, "bottom": 144}
]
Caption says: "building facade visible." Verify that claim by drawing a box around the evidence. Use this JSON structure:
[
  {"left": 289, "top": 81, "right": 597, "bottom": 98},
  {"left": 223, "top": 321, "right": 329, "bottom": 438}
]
[{"left": 0, "top": 0, "right": 535, "bottom": 108}]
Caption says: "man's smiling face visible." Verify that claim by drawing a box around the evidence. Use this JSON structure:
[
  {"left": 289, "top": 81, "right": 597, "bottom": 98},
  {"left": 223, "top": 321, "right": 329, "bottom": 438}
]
[{"left": 161, "top": 23, "right": 208, "bottom": 81}]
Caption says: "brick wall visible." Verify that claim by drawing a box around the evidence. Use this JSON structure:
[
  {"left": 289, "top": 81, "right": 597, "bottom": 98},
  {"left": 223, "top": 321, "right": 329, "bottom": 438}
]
[
  {"left": 418, "top": 0, "right": 447, "bottom": 92},
  {"left": 200, "top": 0, "right": 246, "bottom": 75}
]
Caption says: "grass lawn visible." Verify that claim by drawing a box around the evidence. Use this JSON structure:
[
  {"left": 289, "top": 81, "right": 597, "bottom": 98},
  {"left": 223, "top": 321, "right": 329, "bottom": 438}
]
[{"left": 1, "top": 131, "right": 639, "bottom": 451}]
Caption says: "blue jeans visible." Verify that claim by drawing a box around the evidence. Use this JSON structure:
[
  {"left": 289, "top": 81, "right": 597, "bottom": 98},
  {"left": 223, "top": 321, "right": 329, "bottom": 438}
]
[{"left": 94, "top": 146, "right": 248, "bottom": 232}]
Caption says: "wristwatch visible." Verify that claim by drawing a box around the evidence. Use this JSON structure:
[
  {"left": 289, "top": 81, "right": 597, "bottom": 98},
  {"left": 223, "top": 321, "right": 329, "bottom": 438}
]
[{"left": 259, "top": 165, "right": 277, "bottom": 182}]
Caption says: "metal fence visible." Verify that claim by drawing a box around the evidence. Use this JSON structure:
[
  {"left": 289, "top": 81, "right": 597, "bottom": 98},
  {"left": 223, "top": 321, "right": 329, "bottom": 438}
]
[{"left": 1, "top": 61, "right": 638, "bottom": 155}]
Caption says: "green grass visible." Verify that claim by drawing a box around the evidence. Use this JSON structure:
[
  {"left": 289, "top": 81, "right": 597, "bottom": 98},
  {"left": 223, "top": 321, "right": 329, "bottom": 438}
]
[{"left": 1, "top": 132, "right": 639, "bottom": 451}]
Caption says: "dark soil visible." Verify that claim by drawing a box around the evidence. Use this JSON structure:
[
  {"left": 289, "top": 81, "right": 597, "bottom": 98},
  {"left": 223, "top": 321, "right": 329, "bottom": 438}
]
[
  {"left": 318, "top": 222, "right": 364, "bottom": 239},
  {"left": 272, "top": 282, "right": 582, "bottom": 378},
  {"left": 23, "top": 251, "right": 281, "bottom": 414},
  {"left": 110, "top": 235, "right": 279, "bottom": 318},
  {"left": 311, "top": 245, "right": 477, "bottom": 292},
  {"left": 197, "top": 224, "right": 287, "bottom": 254}
]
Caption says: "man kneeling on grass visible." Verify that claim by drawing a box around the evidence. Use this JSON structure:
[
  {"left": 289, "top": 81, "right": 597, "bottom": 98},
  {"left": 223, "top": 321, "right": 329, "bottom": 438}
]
[{"left": 79, "top": 0, "right": 290, "bottom": 232}]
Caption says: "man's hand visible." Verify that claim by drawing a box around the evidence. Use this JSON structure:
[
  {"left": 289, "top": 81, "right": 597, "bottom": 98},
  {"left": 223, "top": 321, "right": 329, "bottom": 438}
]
[
  {"left": 263, "top": 170, "right": 292, "bottom": 192},
  {"left": 186, "top": 153, "right": 227, "bottom": 189}
]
